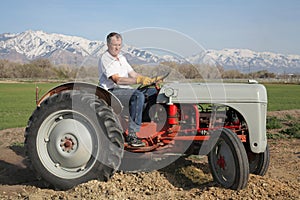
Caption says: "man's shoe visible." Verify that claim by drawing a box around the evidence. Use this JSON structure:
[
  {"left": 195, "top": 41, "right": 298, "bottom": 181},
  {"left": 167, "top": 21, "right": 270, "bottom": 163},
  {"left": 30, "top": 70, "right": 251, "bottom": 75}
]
[{"left": 126, "top": 135, "right": 145, "bottom": 147}]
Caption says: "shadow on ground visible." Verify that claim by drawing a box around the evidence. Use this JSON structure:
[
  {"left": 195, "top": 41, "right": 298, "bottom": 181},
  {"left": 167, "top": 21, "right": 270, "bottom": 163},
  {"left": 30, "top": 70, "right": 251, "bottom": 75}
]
[{"left": 0, "top": 144, "right": 45, "bottom": 188}]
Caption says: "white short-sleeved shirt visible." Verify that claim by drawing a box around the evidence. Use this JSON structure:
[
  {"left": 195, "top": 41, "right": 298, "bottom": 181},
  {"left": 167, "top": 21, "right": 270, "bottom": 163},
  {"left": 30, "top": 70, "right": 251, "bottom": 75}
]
[{"left": 98, "top": 50, "right": 134, "bottom": 90}]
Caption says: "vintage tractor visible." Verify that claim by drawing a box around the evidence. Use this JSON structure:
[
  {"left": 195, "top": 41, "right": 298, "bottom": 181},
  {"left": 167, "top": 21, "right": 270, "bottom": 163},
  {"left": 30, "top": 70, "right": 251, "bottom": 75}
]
[{"left": 25, "top": 77, "right": 269, "bottom": 191}]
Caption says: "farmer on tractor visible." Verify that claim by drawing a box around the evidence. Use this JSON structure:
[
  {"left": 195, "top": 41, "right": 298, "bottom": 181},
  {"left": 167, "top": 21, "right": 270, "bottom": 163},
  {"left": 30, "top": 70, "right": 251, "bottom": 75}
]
[
  {"left": 25, "top": 31, "right": 269, "bottom": 191},
  {"left": 98, "top": 32, "right": 159, "bottom": 147}
]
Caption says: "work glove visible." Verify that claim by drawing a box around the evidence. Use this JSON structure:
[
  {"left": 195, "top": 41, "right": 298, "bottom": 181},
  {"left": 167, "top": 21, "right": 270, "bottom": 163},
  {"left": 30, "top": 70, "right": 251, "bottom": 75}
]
[
  {"left": 136, "top": 76, "right": 153, "bottom": 85},
  {"left": 152, "top": 76, "right": 164, "bottom": 83}
]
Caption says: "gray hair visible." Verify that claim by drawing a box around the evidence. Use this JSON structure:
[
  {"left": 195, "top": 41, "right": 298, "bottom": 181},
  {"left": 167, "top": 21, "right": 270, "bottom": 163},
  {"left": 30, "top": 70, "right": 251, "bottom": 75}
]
[{"left": 106, "top": 32, "right": 122, "bottom": 44}]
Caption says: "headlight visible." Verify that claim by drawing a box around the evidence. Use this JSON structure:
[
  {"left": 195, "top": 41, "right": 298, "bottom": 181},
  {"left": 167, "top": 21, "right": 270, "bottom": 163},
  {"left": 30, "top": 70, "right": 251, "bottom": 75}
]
[{"left": 164, "top": 87, "right": 174, "bottom": 97}]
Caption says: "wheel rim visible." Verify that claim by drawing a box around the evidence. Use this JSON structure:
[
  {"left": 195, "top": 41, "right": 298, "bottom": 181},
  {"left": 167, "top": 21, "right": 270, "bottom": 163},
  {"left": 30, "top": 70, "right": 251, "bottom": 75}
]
[
  {"left": 36, "top": 110, "right": 98, "bottom": 179},
  {"left": 210, "top": 139, "right": 236, "bottom": 187}
]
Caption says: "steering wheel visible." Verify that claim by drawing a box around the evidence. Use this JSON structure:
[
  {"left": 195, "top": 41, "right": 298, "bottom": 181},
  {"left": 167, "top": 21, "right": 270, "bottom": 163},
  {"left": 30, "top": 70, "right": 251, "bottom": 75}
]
[{"left": 137, "top": 72, "right": 170, "bottom": 90}]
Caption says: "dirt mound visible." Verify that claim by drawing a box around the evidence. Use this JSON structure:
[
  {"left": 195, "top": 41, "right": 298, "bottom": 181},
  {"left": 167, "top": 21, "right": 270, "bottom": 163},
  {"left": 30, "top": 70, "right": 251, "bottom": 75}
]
[
  {"left": 267, "top": 109, "right": 300, "bottom": 119},
  {"left": 0, "top": 111, "right": 299, "bottom": 199}
]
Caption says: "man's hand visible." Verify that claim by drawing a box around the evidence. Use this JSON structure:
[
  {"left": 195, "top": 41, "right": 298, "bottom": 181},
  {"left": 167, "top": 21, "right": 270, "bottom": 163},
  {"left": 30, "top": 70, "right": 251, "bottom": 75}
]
[
  {"left": 151, "top": 76, "right": 164, "bottom": 83},
  {"left": 136, "top": 76, "right": 153, "bottom": 85}
]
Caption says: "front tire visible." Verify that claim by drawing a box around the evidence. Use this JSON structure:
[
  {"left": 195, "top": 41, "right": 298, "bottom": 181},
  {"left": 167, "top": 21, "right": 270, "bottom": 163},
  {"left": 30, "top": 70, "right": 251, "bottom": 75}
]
[
  {"left": 25, "top": 91, "right": 124, "bottom": 190},
  {"left": 208, "top": 128, "right": 249, "bottom": 190},
  {"left": 245, "top": 144, "right": 270, "bottom": 176}
]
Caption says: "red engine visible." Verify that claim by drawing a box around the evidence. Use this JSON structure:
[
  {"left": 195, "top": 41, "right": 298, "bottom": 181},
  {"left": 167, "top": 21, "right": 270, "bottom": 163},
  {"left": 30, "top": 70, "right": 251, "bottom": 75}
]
[{"left": 124, "top": 103, "right": 247, "bottom": 152}]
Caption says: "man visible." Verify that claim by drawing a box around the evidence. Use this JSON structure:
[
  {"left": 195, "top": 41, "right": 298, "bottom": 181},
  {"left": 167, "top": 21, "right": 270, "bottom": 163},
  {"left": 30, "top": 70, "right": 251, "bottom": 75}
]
[{"left": 98, "top": 32, "right": 157, "bottom": 147}]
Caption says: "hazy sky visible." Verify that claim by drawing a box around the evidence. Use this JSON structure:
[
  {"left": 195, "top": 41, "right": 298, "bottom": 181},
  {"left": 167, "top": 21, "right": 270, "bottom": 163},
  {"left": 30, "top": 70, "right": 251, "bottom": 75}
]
[{"left": 1, "top": 0, "right": 300, "bottom": 55}]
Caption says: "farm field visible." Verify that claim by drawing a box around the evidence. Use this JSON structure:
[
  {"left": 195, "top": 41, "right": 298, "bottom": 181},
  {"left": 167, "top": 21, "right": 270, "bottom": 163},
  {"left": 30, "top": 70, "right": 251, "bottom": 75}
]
[
  {"left": 0, "top": 82, "right": 299, "bottom": 130},
  {"left": 0, "top": 82, "right": 60, "bottom": 130},
  {"left": 264, "top": 83, "right": 300, "bottom": 111}
]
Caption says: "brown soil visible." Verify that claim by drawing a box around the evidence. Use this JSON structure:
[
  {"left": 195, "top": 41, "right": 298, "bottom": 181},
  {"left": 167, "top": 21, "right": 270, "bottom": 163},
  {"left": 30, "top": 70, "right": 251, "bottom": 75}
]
[{"left": 0, "top": 111, "right": 299, "bottom": 199}]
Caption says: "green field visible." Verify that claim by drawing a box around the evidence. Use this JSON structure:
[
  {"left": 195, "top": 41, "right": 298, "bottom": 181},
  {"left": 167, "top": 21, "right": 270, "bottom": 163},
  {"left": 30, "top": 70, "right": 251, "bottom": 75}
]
[
  {"left": 0, "top": 82, "right": 60, "bottom": 130},
  {"left": 264, "top": 84, "right": 300, "bottom": 111},
  {"left": 0, "top": 82, "right": 299, "bottom": 130}
]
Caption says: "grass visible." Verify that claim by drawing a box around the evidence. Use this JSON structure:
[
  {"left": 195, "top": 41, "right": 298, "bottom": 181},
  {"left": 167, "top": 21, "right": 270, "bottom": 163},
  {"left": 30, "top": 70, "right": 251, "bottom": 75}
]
[
  {"left": 0, "top": 82, "right": 299, "bottom": 130},
  {"left": 264, "top": 84, "right": 300, "bottom": 111},
  {"left": 266, "top": 109, "right": 300, "bottom": 139},
  {"left": 266, "top": 116, "right": 282, "bottom": 129},
  {"left": 279, "top": 121, "right": 300, "bottom": 139},
  {"left": 267, "top": 118, "right": 300, "bottom": 139},
  {"left": 0, "top": 82, "right": 60, "bottom": 130},
  {"left": 263, "top": 84, "right": 300, "bottom": 139}
]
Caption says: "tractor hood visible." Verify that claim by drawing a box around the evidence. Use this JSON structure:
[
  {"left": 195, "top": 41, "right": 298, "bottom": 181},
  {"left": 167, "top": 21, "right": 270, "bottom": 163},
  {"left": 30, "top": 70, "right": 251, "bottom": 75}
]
[{"left": 157, "top": 82, "right": 267, "bottom": 104}]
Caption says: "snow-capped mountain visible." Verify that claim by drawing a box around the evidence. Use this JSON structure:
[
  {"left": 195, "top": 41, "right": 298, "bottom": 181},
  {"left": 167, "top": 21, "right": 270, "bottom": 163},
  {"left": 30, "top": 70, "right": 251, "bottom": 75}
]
[
  {"left": 1, "top": 30, "right": 300, "bottom": 73},
  {"left": 187, "top": 49, "right": 300, "bottom": 73},
  {"left": 0, "top": 30, "right": 170, "bottom": 66},
  {"left": 0, "top": 30, "right": 104, "bottom": 58}
]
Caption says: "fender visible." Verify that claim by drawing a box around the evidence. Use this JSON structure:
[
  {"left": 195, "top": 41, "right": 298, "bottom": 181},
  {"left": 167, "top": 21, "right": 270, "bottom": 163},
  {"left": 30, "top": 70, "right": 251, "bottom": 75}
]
[{"left": 37, "top": 82, "right": 123, "bottom": 114}]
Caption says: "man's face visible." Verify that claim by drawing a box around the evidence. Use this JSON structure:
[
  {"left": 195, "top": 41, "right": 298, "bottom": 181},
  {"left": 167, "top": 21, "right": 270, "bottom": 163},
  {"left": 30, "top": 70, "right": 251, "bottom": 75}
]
[{"left": 107, "top": 36, "right": 122, "bottom": 57}]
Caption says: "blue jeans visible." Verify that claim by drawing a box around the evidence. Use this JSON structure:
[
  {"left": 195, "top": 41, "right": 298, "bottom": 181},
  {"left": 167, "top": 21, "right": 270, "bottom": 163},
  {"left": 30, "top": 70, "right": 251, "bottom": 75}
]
[{"left": 110, "top": 87, "right": 157, "bottom": 133}]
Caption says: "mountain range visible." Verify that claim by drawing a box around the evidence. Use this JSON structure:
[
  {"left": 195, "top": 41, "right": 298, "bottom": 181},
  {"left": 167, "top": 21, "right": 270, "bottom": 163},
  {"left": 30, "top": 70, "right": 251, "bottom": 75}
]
[{"left": 1, "top": 30, "right": 300, "bottom": 74}]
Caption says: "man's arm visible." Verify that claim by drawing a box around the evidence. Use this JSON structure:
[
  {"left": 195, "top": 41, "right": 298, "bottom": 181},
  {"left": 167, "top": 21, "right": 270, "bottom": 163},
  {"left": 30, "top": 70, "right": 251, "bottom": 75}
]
[
  {"left": 110, "top": 74, "right": 137, "bottom": 85},
  {"left": 128, "top": 70, "right": 140, "bottom": 79},
  {"left": 110, "top": 71, "right": 152, "bottom": 86}
]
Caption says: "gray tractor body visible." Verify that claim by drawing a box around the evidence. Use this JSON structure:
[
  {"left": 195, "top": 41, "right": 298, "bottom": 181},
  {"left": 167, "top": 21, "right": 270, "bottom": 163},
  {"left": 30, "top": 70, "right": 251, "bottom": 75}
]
[{"left": 157, "top": 82, "right": 268, "bottom": 153}]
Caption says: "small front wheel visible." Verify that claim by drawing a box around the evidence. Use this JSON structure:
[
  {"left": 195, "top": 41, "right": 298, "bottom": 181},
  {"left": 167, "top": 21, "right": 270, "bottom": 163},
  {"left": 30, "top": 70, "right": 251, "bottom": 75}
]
[
  {"left": 246, "top": 144, "right": 270, "bottom": 176},
  {"left": 208, "top": 128, "right": 249, "bottom": 190}
]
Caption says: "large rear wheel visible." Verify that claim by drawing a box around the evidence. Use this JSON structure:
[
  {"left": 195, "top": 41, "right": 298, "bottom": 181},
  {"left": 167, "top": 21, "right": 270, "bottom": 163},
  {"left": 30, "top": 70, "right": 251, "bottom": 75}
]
[
  {"left": 208, "top": 128, "right": 249, "bottom": 190},
  {"left": 25, "top": 91, "right": 124, "bottom": 190}
]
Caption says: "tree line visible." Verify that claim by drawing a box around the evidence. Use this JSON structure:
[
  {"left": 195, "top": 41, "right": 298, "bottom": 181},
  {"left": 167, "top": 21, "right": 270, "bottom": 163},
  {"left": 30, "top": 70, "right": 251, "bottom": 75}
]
[
  {"left": 0, "top": 59, "right": 93, "bottom": 80},
  {"left": 0, "top": 59, "right": 283, "bottom": 81},
  {"left": 134, "top": 61, "right": 278, "bottom": 80}
]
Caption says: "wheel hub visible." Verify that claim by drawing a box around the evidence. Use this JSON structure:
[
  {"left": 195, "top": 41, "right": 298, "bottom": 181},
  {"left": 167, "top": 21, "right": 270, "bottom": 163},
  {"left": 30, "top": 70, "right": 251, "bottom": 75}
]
[
  {"left": 60, "top": 134, "right": 77, "bottom": 153},
  {"left": 46, "top": 118, "right": 93, "bottom": 169},
  {"left": 217, "top": 155, "right": 226, "bottom": 170}
]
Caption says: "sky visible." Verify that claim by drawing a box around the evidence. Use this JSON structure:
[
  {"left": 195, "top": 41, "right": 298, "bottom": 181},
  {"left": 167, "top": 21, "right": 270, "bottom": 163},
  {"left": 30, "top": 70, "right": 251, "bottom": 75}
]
[{"left": 1, "top": 0, "right": 300, "bottom": 56}]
